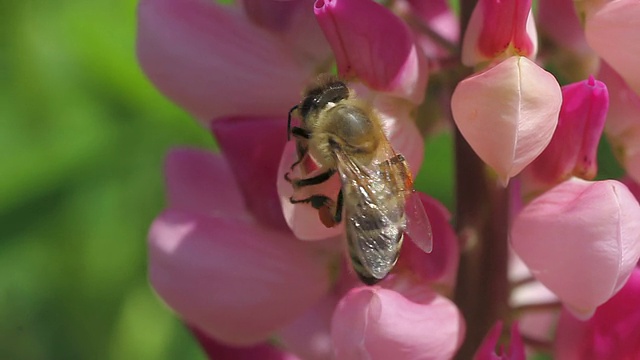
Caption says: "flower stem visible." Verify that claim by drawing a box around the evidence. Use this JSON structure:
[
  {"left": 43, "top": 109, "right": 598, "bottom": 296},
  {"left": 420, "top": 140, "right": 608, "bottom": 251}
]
[
  {"left": 451, "top": 1, "right": 510, "bottom": 352},
  {"left": 453, "top": 128, "right": 511, "bottom": 359}
]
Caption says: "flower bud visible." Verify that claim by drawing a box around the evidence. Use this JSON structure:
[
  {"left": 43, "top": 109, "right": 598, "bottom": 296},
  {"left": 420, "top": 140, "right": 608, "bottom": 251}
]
[
  {"left": 451, "top": 56, "right": 562, "bottom": 185},
  {"left": 314, "top": 0, "right": 427, "bottom": 104},
  {"left": 511, "top": 178, "right": 640, "bottom": 318},
  {"left": 462, "top": 0, "right": 537, "bottom": 67},
  {"left": 524, "top": 76, "right": 608, "bottom": 189},
  {"left": 331, "top": 285, "right": 465, "bottom": 360}
]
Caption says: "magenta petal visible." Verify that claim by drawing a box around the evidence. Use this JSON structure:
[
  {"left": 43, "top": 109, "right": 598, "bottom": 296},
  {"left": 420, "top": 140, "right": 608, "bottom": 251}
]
[
  {"left": 164, "top": 148, "right": 247, "bottom": 218},
  {"left": 136, "top": 0, "right": 312, "bottom": 124},
  {"left": 212, "top": 116, "right": 288, "bottom": 231},
  {"left": 397, "top": 193, "right": 459, "bottom": 285},
  {"left": 331, "top": 286, "right": 465, "bottom": 359},
  {"left": 314, "top": 0, "right": 427, "bottom": 103},
  {"left": 148, "top": 210, "right": 332, "bottom": 345},
  {"left": 190, "top": 326, "right": 299, "bottom": 360},
  {"left": 462, "top": 0, "right": 537, "bottom": 66},
  {"left": 555, "top": 268, "right": 640, "bottom": 359},
  {"left": 526, "top": 76, "right": 609, "bottom": 187},
  {"left": 511, "top": 178, "right": 640, "bottom": 317}
]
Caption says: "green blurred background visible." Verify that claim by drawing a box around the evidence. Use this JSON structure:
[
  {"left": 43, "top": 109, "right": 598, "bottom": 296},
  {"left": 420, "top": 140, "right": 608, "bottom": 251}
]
[{"left": 0, "top": 0, "right": 215, "bottom": 358}]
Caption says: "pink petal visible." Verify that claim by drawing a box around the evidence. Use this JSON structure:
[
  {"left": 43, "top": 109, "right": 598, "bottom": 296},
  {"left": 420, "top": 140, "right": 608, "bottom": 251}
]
[
  {"left": 555, "top": 267, "right": 640, "bottom": 359},
  {"left": 397, "top": 193, "right": 459, "bottom": 286},
  {"left": 524, "top": 76, "right": 609, "bottom": 188},
  {"left": 331, "top": 285, "right": 465, "bottom": 359},
  {"left": 599, "top": 62, "right": 640, "bottom": 184},
  {"left": 136, "top": 0, "right": 313, "bottom": 124},
  {"left": 406, "top": 0, "right": 460, "bottom": 59},
  {"left": 241, "top": 0, "right": 301, "bottom": 32},
  {"left": 537, "top": 0, "right": 589, "bottom": 52},
  {"left": 148, "top": 210, "right": 332, "bottom": 345},
  {"left": 314, "top": 0, "right": 428, "bottom": 104},
  {"left": 277, "top": 293, "right": 338, "bottom": 360},
  {"left": 190, "top": 326, "right": 299, "bottom": 360},
  {"left": 462, "top": 0, "right": 537, "bottom": 66},
  {"left": 511, "top": 178, "right": 640, "bottom": 318},
  {"left": 164, "top": 148, "right": 247, "bottom": 218},
  {"left": 212, "top": 116, "right": 289, "bottom": 231},
  {"left": 451, "top": 56, "right": 562, "bottom": 185},
  {"left": 586, "top": 0, "right": 640, "bottom": 96},
  {"left": 474, "top": 321, "right": 525, "bottom": 360}
]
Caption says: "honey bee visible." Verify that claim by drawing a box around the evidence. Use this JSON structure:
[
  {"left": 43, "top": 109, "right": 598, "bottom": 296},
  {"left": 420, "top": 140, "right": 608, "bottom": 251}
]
[{"left": 285, "top": 76, "right": 433, "bottom": 285}]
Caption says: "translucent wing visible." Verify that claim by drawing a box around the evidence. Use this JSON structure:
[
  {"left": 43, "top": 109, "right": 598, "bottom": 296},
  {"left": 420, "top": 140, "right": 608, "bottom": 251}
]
[
  {"left": 380, "top": 146, "right": 434, "bottom": 254},
  {"left": 334, "top": 150, "right": 404, "bottom": 282},
  {"left": 404, "top": 190, "right": 433, "bottom": 253}
]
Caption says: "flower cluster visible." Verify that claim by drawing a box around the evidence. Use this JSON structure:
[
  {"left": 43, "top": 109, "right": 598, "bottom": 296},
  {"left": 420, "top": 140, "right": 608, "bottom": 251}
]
[{"left": 137, "top": 0, "right": 640, "bottom": 358}]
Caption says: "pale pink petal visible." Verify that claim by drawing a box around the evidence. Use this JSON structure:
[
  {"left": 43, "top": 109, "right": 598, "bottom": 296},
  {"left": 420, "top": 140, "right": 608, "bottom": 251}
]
[
  {"left": 164, "top": 148, "right": 247, "bottom": 218},
  {"left": 586, "top": 0, "right": 640, "bottom": 96},
  {"left": 331, "top": 285, "right": 465, "bottom": 359},
  {"left": 190, "top": 326, "right": 300, "bottom": 360},
  {"left": 148, "top": 210, "right": 332, "bottom": 345},
  {"left": 599, "top": 62, "right": 640, "bottom": 184},
  {"left": 474, "top": 321, "right": 525, "bottom": 360},
  {"left": 314, "top": 0, "right": 428, "bottom": 104},
  {"left": 136, "top": 0, "right": 313, "bottom": 124},
  {"left": 212, "top": 116, "right": 289, "bottom": 231},
  {"left": 451, "top": 56, "right": 562, "bottom": 185},
  {"left": 511, "top": 178, "right": 640, "bottom": 318},
  {"left": 555, "top": 268, "right": 640, "bottom": 359},
  {"left": 462, "top": 0, "right": 537, "bottom": 66},
  {"left": 397, "top": 193, "right": 459, "bottom": 286},
  {"left": 278, "top": 141, "right": 344, "bottom": 240},
  {"left": 524, "top": 76, "right": 609, "bottom": 189}
]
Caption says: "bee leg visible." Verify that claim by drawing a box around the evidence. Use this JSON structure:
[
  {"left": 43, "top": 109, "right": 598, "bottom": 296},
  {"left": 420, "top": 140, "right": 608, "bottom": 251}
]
[
  {"left": 290, "top": 126, "right": 310, "bottom": 140},
  {"left": 333, "top": 189, "right": 343, "bottom": 224},
  {"left": 289, "top": 142, "right": 309, "bottom": 171},
  {"left": 286, "top": 169, "right": 336, "bottom": 188},
  {"left": 289, "top": 194, "right": 334, "bottom": 210}
]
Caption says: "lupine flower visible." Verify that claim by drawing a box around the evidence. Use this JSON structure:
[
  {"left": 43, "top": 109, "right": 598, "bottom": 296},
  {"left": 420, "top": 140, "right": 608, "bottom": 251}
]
[
  {"left": 474, "top": 321, "right": 525, "bottom": 360},
  {"left": 511, "top": 177, "right": 640, "bottom": 318},
  {"left": 523, "top": 76, "right": 609, "bottom": 192},
  {"left": 451, "top": 56, "right": 562, "bottom": 185},
  {"left": 554, "top": 267, "right": 640, "bottom": 359},
  {"left": 136, "top": 0, "right": 640, "bottom": 358}
]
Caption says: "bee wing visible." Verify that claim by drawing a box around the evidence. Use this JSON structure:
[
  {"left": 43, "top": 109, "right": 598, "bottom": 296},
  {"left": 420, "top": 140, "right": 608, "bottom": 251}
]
[
  {"left": 404, "top": 190, "right": 434, "bottom": 253},
  {"left": 335, "top": 150, "right": 404, "bottom": 281}
]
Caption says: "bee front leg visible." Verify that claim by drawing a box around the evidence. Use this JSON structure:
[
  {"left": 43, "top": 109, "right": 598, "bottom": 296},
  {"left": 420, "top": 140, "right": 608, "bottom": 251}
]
[{"left": 285, "top": 169, "right": 336, "bottom": 189}]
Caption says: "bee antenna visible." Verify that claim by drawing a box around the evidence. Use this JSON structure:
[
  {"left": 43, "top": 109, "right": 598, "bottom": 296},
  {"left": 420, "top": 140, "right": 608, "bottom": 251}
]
[{"left": 287, "top": 105, "right": 299, "bottom": 141}]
